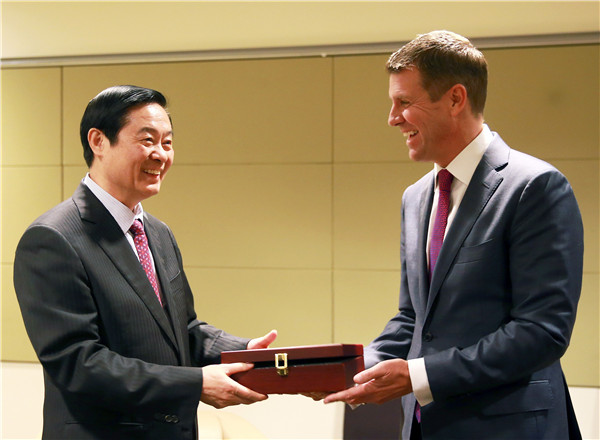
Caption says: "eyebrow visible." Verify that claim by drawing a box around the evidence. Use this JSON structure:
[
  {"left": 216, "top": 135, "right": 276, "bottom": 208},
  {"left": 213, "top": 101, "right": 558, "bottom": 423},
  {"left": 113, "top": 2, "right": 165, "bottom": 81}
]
[{"left": 137, "top": 127, "right": 173, "bottom": 137}]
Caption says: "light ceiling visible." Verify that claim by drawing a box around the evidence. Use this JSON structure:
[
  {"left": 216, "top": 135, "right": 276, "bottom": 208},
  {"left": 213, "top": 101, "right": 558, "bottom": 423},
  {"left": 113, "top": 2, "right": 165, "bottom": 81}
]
[{"left": 1, "top": 1, "right": 599, "bottom": 66}]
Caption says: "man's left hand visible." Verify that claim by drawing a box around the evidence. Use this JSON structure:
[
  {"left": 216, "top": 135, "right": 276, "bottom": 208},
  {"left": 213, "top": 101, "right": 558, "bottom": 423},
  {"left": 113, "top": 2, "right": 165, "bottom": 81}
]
[{"left": 323, "top": 359, "right": 412, "bottom": 405}]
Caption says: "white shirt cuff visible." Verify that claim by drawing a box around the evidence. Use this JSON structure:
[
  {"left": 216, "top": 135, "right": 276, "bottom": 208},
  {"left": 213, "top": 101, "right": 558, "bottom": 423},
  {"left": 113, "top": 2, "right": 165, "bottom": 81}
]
[{"left": 407, "top": 358, "right": 434, "bottom": 406}]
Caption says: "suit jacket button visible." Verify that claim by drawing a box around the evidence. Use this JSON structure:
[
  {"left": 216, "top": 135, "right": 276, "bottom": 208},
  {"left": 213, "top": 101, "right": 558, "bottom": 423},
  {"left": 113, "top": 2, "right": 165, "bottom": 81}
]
[
  {"left": 166, "top": 415, "right": 179, "bottom": 424},
  {"left": 423, "top": 332, "right": 433, "bottom": 342}
]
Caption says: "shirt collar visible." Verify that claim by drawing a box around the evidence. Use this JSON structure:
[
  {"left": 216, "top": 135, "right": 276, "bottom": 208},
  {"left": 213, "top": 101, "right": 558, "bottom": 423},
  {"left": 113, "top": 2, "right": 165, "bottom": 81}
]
[
  {"left": 434, "top": 124, "right": 493, "bottom": 187},
  {"left": 83, "top": 173, "right": 144, "bottom": 234}
]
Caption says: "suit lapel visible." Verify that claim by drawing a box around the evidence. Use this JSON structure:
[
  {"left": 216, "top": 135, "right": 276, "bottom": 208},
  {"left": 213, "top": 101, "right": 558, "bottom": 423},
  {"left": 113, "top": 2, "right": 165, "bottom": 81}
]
[
  {"left": 74, "top": 184, "right": 179, "bottom": 349},
  {"left": 426, "top": 135, "right": 509, "bottom": 316},
  {"left": 417, "top": 173, "right": 435, "bottom": 311},
  {"left": 144, "top": 218, "right": 186, "bottom": 357}
]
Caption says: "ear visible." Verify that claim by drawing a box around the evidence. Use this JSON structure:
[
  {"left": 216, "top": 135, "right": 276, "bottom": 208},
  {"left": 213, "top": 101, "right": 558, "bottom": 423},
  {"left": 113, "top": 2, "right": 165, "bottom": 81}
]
[
  {"left": 448, "top": 84, "right": 468, "bottom": 115},
  {"left": 87, "top": 128, "right": 107, "bottom": 158}
]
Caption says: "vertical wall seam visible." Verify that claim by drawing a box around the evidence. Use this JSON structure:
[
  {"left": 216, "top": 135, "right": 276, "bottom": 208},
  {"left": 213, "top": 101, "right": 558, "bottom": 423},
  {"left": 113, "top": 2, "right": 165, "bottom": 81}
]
[
  {"left": 60, "top": 67, "right": 64, "bottom": 199},
  {"left": 330, "top": 55, "right": 336, "bottom": 343}
]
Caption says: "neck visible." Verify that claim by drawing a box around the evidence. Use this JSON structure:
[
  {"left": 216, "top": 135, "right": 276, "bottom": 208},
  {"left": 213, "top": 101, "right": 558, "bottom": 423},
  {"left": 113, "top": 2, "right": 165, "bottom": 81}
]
[{"left": 437, "top": 116, "right": 484, "bottom": 168}]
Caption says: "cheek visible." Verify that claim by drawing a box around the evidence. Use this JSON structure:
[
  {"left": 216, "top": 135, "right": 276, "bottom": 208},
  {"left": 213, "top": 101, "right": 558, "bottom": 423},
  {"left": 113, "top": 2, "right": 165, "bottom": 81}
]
[
  {"left": 163, "top": 154, "right": 174, "bottom": 175},
  {"left": 403, "top": 108, "right": 418, "bottom": 125}
]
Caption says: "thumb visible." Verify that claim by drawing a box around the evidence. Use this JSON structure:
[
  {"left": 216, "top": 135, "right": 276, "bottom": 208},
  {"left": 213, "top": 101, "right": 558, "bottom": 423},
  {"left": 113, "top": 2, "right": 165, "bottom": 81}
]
[
  {"left": 261, "top": 329, "right": 278, "bottom": 346},
  {"left": 249, "top": 329, "right": 278, "bottom": 349},
  {"left": 353, "top": 364, "right": 381, "bottom": 385}
]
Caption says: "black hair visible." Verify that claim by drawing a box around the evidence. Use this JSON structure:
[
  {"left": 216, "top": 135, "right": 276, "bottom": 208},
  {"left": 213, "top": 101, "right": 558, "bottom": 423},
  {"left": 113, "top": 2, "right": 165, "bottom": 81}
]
[{"left": 79, "top": 85, "right": 169, "bottom": 167}]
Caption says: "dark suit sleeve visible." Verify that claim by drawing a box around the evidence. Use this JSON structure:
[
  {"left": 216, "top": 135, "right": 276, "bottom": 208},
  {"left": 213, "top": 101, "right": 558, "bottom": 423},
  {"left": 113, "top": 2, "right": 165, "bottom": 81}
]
[
  {"left": 365, "top": 192, "right": 416, "bottom": 368},
  {"left": 162, "top": 225, "right": 250, "bottom": 367},
  {"left": 425, "top": 169, "right": 584, "bottom": 401},
  {"left": 14, "top": 224, "right": 206, "bottom": 414}
]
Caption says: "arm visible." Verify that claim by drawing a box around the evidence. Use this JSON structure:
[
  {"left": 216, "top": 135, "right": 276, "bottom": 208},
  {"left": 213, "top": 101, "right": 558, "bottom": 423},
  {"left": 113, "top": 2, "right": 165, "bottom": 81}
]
[
  {"left": 14, "top": 225, "right": 207, "bottom": 412},
  {"left": 15, "top": 224, "right": 269, "bottom": 412},
  {"left": 325, "top": 195, "right": 417, "bottom": 404},
  {"left": 365, "top": 194, "right": 416, "bottom": 367}
]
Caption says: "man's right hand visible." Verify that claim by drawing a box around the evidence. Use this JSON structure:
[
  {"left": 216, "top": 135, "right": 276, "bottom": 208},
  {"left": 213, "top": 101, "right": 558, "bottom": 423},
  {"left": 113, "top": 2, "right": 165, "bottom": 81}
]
[{"left": 200, "top": 363, "right": 268, "bottom": 409}]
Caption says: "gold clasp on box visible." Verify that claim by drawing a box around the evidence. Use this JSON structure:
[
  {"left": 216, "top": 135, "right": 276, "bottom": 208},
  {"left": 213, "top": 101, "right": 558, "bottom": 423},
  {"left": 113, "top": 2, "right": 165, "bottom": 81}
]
[{"left": 275, "top": 353, "right": 289, "bottom": 377}]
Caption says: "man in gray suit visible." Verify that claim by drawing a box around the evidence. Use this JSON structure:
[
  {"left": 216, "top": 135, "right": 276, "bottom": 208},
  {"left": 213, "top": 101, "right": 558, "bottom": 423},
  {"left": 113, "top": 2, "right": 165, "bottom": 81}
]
[
  {"left": 14, "top": 85, "right": 277, "bottom": 440},
  {"left": 325, "top": 31, "right": 583, "bottom": 439}
]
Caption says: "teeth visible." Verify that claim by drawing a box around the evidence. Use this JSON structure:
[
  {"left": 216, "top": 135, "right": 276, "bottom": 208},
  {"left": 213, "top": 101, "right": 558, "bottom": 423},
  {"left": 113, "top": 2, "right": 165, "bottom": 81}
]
[
  {"left": 145, "top": 170, "right": 160, "bottom": 175},
  {"left": 403, "top": 131, "right": 418, "bottom": 138}
]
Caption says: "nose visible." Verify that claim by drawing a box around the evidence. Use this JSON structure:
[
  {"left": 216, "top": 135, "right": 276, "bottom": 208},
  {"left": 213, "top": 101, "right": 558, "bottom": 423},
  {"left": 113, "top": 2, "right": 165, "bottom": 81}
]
[
  {"left": 388, "top": 105, "right": 404, "bottom": 127},
  {"left": 150, "top": 144, "right": 170, "bottom": 163}
]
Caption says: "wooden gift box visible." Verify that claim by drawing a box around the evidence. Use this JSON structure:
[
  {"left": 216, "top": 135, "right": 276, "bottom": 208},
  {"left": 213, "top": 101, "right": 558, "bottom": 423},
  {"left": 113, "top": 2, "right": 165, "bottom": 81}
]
[{"left": 221, "top": 344, "right": 364, "bottom": 394}]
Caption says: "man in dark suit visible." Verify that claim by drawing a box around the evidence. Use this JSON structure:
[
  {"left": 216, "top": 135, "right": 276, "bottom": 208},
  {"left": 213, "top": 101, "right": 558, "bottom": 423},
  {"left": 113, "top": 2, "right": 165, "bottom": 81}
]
[
  {"left": 325, "top": 31, "right": 583, "bottom": 439},
  {"left": 14, "top": 85, "right": 277, "bottom": 440}
]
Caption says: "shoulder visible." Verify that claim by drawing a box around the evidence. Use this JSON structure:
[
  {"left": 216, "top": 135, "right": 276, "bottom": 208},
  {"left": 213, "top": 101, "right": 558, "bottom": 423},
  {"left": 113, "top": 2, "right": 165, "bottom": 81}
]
[
  {"left": 488, "top": 133, "right": 565, "bottom": 181},
  {"left": 143, "top": 212, "right": 178, "bottom": 245},
  {"left": 507, "top": 148, "right": 561, "bottom": 176},
  {"left": 502, "top": 149, "right": 574, "bottom": 201},
  {"left": 27, "top": 197, "right": 80, "bottom": 233},
  {"left": 143, "top": 211, "right": 171, "bottom": 233},
  {"left": 404, "top": 170, "right": 434, "bottom": 197}
]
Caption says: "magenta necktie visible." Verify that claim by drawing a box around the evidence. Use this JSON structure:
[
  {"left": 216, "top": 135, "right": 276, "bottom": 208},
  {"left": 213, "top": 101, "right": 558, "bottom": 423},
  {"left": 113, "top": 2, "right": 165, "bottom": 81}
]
[
  {"left": 129, "top": 220, "right": 163, "bottom": 306},
  {"left": 429, "top": 169, "right": 454, "bottom": 277},
  {"left": 417, "top": 169, "right": 453, "bottom": 425}
]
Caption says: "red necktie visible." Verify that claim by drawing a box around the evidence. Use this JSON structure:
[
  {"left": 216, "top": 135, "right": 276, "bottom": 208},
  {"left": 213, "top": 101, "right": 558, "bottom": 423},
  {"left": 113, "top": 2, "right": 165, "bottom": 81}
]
[
  {"left": 429, "top": 169, "right": 454, "bottom": 277},
  {"left": 130, "top": 220, "right": 163, "bottom": 306}
]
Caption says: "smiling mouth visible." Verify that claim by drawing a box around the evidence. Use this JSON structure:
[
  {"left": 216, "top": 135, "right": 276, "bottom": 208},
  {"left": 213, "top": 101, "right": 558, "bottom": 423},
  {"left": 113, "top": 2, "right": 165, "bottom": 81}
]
[
  {"left": 144, "top": 169, "right": 161, "bottom": 176},
  {"left": 403, "top": 130, "right": 418, "bottom": 139}
]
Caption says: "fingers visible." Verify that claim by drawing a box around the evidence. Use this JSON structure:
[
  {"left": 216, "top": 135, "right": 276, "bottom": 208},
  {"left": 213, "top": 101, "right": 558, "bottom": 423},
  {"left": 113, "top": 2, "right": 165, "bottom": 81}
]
[
  {"left": 324, "top": 360, "right": 412, "bottom": 406},
  {"left": 301, "top": 392, "right": 330, "bottom": 401},
  {"left": 323, "top": 384, "right": 366, "bottom": 405},
  {"left": 228, "top": 384, "right": 268, "bottom": 405},
  {"left": 222, "top": 362, "right": 254, "bottom": 375},
  {"left": 201, "top": 363, "right": 267, "bottom": 409}
]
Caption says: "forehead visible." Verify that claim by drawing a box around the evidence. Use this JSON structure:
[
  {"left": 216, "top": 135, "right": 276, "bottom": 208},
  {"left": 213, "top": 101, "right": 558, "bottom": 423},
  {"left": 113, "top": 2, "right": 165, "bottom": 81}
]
[
  {"left": 123, "top": 103, "right": 172, "bottom": 132},
  {"left": 388, "top": 68, "right": 426, "bottom": 96}
]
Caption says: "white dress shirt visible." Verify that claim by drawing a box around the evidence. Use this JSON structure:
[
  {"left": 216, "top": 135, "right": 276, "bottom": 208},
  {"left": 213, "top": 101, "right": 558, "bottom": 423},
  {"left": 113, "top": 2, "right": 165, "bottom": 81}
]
[
  {"left": 408, "top": 124, "right": 493, "bottom": 406},
  {"left": 82, "top": 174, "right": 157, "bottom": 271}
]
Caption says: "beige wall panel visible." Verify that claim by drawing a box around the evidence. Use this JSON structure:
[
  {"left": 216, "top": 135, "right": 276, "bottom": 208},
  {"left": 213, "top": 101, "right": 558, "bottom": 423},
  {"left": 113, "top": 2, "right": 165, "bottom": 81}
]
[
  {"left": 552, "top": 159, "right": 599, "bottom": 274},
  {"left": 333, "top": 270, "right": 400, "bottom": 347},
  {"left": 142, "top": 164, "right": 332, "bottom": 269},
  {"left": 334, "top": 162, "right": 431, "bottom": 270},
  {"left": 562, "top": 274, "right": 599, "bottom": 387},
  {"left": 63, "top": 57, "right": 332, "bottom": 166},
  {"left": 185, "top": 268, "right": 332, "bottom": 347},
  {"left": 1, "top": 68, "right": 62, "bottom": 166},
  {"left": 333, "top": 54, "right": 406, "bottom": 163},
  {"left": 334, "top": 46, "right": 599, "bottom": 164},
  {"left": 484, "top": 45, "right": 599, "bottom": 161},
  {"left": 2, "top": 167, "right": 62, "bottom": 263},
  {"left": 62, "top": 165, "right": 88, "bottom": 199},
  {"left": 2, "top": 264, "right": 37, "bottom": 362}
]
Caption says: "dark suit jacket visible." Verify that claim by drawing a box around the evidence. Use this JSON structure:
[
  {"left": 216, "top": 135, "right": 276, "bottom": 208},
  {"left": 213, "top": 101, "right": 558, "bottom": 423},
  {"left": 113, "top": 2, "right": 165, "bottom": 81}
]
[
  {"left": 366, "top": 134, "right": 584, "bottom": 440},
  {"left": 14, "top": 183, "right": 249, "bottom": 440}
]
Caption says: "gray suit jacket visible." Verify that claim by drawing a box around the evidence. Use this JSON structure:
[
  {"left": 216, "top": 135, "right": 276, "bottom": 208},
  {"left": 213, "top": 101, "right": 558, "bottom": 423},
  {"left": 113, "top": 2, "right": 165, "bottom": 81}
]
[
  {"left": 14, "top": 183, "right": 249, "bottom": 440},
  {"left": 366, "top": 134, "right": 583, "bottom": 439}
]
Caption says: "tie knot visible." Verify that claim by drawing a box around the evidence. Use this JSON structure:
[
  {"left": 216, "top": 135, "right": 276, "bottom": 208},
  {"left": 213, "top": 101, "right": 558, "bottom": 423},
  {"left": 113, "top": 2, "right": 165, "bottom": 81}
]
[
  {"left": 129, "top": 219, "right": 145, "bottom": 236},
  {"left": 437, "top": 169, "right": 453, "bottom": 192}
]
